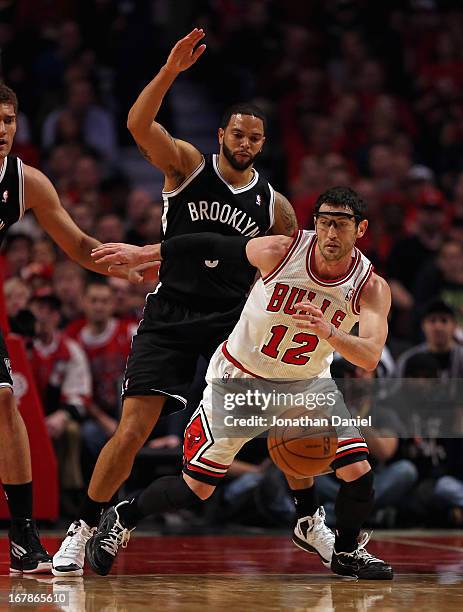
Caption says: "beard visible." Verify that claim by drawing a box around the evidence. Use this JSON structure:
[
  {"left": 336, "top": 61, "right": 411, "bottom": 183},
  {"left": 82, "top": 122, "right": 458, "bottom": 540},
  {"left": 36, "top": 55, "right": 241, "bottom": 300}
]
[{"left": 222, "top": 142, "right": 257, "bottom": 170}]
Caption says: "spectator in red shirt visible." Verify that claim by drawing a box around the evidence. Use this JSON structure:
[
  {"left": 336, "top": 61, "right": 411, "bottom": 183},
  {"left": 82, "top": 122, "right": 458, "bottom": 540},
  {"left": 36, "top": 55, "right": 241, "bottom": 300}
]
[{"left": 67, "top": 280, "right": 137, "bottom": 464}]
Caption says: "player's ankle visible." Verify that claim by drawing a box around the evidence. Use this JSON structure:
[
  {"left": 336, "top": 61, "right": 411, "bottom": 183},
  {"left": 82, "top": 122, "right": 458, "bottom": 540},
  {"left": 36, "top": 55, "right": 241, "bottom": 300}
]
[{"left": 117, "top": 498, "right": 142, "bottom": 529}]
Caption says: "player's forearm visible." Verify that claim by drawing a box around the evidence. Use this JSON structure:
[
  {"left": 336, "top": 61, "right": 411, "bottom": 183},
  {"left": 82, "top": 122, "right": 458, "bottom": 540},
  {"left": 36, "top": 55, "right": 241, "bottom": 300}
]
[
  {"left": 327, "top": 329, "right": 381, "bottom": 371},
  {"left": 71, "top": 234, "right": 120, "bottom": 277},
  {"left": 127, "top": 66, "right": 178, "bottom": 134}
]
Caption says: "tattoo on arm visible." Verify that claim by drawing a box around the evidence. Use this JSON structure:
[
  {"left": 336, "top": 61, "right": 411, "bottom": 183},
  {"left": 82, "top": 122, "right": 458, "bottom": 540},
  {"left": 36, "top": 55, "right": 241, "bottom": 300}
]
[
  {"left": 137, "top": 144, "right": 152, "bottom": 162},
  {"left": 158, "top": 124, "right": 177, "bottom": 147},
  {"left": 274, "top": 192, "right": 298, "bottom": 236}
]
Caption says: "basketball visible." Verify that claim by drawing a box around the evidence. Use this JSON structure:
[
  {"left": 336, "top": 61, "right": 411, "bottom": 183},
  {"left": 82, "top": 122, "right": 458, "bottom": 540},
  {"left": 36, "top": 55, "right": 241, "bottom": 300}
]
[{"left": 267, "top": 406, "right": 338, "bottom": 477}]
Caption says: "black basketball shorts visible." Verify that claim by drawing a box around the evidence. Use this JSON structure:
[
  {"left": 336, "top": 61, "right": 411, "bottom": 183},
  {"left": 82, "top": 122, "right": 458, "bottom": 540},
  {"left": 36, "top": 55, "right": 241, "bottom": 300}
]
[
  {"left": 122, "top": 293, "right": 243, "bottom": 415},
  {"left": 0, "top": 332, "right": 13, "bottom": 390}
]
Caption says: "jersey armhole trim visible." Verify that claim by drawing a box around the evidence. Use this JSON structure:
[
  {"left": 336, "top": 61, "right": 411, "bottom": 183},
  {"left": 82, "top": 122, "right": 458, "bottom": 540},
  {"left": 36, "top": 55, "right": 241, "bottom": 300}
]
[
  {"left": 262, "top": 229, "right": 302, "bottom": 285},
  {"left": 17, "top": 158, "right": 25, "bottom": 219},
  {"left": 162, "top": 156, "right": 205, "bottom": 198},
  {"left": 352, "top": 264, "right": 373, "bottom": 315},
  {"left": 268, "top": 184, "right": 275, "bottom": 231},
  {"left": 0, "top": 156, "right": 8, "bottom": 183}
]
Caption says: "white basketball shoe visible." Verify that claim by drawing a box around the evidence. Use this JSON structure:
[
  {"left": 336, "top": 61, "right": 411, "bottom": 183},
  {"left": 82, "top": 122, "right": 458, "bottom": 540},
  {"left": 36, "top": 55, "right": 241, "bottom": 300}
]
[
  {"left": 292, "top": 507, "right": 335, "bottom": 567},
  {"left": 52, "top": 520, "right": 96, "bottom": 576}
]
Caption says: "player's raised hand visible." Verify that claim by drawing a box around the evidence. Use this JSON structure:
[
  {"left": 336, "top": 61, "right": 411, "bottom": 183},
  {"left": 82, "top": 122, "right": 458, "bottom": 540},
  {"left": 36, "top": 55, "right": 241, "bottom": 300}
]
[
  {"left": 165, "top": 28, "right": 206, "bottom": 74},
  {"left": 292, "top": 302, "right": 334, "bottom": 340},
  {"left": 91, "top": 242, "right": 161, "bottom": 266}
]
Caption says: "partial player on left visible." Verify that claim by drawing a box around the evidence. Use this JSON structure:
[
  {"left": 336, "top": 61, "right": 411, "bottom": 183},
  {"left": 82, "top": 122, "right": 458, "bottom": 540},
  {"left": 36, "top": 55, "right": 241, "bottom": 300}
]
[{"left": 0, "top": 84, "right": 133, "bottom": 574}]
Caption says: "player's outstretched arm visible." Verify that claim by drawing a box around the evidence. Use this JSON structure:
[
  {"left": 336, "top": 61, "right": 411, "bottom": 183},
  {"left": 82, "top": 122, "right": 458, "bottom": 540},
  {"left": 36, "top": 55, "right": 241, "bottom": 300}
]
[
  {"left": 127, "top": 28, "right": 205, "bottom": 189},
  {"left": 92, "top": 233, "right": 293, "bottom": 278},
  {"left": 271, "top": 192, "right": 298, "bottom": 237},
  {"left": 293, "top": 273, "right": 391, "bottom": 371},
  {"left": 25, "top": 165, "right": 124, "bottom": 277}
]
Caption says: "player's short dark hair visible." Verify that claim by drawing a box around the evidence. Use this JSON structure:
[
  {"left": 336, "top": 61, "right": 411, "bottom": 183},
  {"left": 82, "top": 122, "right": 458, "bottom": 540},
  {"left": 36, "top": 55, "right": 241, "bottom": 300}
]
[
  {"left": 220, "top": 103, "right": 266, "bottom": 131},
  {"left": 314, "top": 186, "right": 368, "bottom": 223},
  {"left": 0, "top": 83, "right": 18, "bottom": 114}
]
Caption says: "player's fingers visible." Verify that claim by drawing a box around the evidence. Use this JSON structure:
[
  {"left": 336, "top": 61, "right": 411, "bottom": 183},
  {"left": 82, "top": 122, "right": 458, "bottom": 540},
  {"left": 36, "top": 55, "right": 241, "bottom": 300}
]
[
  {"left": 294, "top": 321, "right": 318, "bottom": 330},
  {"left": 91, "top": 248, "right": 117, "bottom": 259},
  {"left": 179, "top": 29, "right": 204, "bottom": 48},
  {"left": 92, "top": 243, "right": 124, "bottom": 254},
  {"left": 192, "top": 44, "right": 206, "bottom": 62},
  {"left": 190, "top": 28, "right": 205, "bottom": 41},
  {"left": 293, "top": 302, "right": 320, "bottom": 313},
  {"left": 292, "top": 313, "right": 321, "bottom": 321},
  {"left": 128, "top": 270, "right": 143, "bottom": 284},
  {"left": 94, "top": 253, "right": 125, "bottom": 264}
]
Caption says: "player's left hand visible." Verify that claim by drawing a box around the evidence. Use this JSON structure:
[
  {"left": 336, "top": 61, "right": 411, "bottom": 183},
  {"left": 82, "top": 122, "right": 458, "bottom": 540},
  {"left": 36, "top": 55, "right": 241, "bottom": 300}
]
[{"left": 292, "top": 302, "right": 333, "bottom": 340}]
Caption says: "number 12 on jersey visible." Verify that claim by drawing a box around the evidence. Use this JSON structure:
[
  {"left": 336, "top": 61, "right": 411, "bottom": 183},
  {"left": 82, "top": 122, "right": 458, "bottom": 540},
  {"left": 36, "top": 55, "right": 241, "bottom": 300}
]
[{"left": 261, "top": 324, "right": 319, "bottom": 366}]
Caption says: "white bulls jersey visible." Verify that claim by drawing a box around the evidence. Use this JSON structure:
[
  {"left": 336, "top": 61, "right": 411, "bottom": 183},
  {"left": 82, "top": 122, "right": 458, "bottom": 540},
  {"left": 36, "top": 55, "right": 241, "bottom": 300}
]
[{"left": 224, "top": 229, "right": 373, "bottom": 379}]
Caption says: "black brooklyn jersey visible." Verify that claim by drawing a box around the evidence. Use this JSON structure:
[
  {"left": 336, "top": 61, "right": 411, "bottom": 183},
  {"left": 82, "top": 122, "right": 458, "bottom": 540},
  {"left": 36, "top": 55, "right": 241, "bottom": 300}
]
[
  {"left": 158, "top": 153, "right": 275, "bottom": 308},
  {"left": 0, "top": 155, "right": 25, "bottom": 247}
]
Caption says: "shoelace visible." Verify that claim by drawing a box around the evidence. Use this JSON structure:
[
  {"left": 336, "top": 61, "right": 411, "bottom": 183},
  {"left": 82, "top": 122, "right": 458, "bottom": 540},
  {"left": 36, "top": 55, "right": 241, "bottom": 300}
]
[
  {"left": 62, "top": 523, "right": 92, "bottom": 555},
  {"left": 100, "top": 520, "right": 131, "bottom": 557},
  {"left": 299, "top": 507, "right": 334, "bottom": 548},
  {"left": 341, "top": 532, "right": 385, "bottom": 565},
  {"left": 312, "top": 510, "right": 335, "bottom": 548}
]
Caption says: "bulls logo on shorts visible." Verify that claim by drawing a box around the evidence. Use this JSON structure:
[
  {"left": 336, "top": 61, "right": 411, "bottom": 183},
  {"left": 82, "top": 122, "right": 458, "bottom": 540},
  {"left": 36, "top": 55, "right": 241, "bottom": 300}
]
[{"left": 183, "top": 407, "right": 212, "bottom": 464}]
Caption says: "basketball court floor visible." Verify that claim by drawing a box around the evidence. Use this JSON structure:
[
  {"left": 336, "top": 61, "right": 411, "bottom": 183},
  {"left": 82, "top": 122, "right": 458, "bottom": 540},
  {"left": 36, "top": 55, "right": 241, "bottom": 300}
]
[{"left": 0, "top": 531, "right": 463, "bottom": 610}]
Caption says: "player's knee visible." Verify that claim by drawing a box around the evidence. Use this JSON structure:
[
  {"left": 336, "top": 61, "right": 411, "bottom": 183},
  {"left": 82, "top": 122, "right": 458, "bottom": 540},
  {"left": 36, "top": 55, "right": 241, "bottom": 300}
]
[
  {"left": 335, "top": 459, "right": 372, "bottom": 483},
  {"left": 114, "top": 424, "right": 147, "bottom": 452},
  {"left": 183, "top": 473, "right": 216, "bottom": 500}
]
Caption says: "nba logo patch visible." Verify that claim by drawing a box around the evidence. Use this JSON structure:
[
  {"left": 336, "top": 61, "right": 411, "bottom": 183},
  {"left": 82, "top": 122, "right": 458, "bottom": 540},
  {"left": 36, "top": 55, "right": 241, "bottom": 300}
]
[
  {"left": 256, "top": 194, "right": 261, "bottom": 206},
  {"left": 345, "top": 287, "right": 355, "bottom": 302},
  {"left": 1, "top": 191, "right": 8, "bottom": 203},
  {"left": 4, "top": 358, "right": 11, "bottom": 376}
]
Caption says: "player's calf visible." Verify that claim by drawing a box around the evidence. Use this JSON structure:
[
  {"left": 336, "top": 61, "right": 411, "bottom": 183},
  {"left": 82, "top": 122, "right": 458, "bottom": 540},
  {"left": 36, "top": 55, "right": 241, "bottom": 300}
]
[{"left": 331, "top": 468, "right": 393, "bottom": 580}]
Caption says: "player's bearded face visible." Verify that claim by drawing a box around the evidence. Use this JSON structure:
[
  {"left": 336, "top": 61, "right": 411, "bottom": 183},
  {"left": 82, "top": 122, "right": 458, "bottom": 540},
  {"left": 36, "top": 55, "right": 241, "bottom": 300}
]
[
  {"left": 222, "top": 141, "right": 257, "bottom": 170},
  {"left": 219, "top": 114, "right": 265, "bottom": 171}
]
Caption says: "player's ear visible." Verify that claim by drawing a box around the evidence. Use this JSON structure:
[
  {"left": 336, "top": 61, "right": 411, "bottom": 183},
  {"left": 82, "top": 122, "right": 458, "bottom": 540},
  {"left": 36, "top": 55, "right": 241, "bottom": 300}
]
[
  {"left": 356, "top": 219, "right": 368, "bottom": 238},
  {"left": 259, "top": 136, "right": 266, "bottom": 152},
  {"left": 218, "top": 127, "right": 224, "bottom": 145}
]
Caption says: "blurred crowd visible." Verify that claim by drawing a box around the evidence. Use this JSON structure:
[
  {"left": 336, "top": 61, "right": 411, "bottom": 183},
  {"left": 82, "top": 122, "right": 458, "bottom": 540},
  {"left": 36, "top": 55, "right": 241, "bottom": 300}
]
[{"left": 1, "top": 0, "right": 463, "bottom": 528}]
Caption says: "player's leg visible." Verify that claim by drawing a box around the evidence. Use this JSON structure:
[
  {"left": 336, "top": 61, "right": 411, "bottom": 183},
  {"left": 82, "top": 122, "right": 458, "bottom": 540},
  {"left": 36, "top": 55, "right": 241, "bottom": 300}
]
[
  {"left": 0, "top": 386, "right": 51, "bottom": 573},
  {"left": 52, "top": 395, "right": 164, "bottom": 576},
  {"left": 85, "top": 357, "right": 251, "bottom": 576},
  {"left": 331, "top": 455, "right": 393, "bottom": 579},
  {"left": 286, "top": 474, "right": 334, "bottom": 567},
  {"left": 53, "top": 304, "right": 198, "bottom": 576}
]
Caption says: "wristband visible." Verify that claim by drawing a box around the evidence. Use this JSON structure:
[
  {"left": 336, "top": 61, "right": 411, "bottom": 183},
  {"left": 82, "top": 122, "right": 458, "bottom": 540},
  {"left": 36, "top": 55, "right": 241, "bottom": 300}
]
[{"left": 326, "top": 324, "right": 335, "bottom": 340}]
